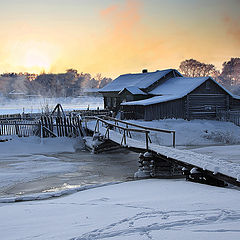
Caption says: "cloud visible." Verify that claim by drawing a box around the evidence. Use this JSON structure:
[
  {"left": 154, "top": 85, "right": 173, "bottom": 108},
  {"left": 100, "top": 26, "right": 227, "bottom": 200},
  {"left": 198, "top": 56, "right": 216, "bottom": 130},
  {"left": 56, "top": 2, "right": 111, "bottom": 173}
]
[
  {"left": 100, "top": 0, "right": 142, "bottom": 38},
  {"left": 223, "top": 16, "right": 240, "bottom": 45},
  {"left": 89, "top": 0, "right": 172, "bottom": 75}
]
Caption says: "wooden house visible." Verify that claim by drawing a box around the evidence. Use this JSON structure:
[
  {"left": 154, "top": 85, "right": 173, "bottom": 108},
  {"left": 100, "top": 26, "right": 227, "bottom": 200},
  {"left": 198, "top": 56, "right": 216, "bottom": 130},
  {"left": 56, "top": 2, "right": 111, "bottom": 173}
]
[
  {"left": 99, "top": 69, "right": 182, "bottom": 111},
  {"left": 99, "top": 69, "right": 240, "bottom": 120}
]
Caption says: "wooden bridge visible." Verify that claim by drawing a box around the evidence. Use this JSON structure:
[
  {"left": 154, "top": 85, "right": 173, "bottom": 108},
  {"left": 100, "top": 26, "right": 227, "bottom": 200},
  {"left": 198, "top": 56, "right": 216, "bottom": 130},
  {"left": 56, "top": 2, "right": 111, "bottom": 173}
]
[
  {"left": 83, "top": 116, "right": 240, "bottom": 188},
  {"left": 1, "top": 104, "right": 239, "bottom": 188}
]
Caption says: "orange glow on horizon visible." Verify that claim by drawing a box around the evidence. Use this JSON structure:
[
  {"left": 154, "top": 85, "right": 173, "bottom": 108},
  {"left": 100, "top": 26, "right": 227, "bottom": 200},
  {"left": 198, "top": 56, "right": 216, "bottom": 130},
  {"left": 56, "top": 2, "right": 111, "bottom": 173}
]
[{"left": 0, "top": 0, "right": 239, "bottom": 78}]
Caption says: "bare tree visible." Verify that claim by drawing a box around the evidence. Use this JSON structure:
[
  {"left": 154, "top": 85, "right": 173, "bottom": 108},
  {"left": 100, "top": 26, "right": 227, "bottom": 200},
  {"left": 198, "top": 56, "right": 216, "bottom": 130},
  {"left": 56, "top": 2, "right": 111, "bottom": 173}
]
[{"left": 179, "top": 59, "right": 218, "bottom": 78}]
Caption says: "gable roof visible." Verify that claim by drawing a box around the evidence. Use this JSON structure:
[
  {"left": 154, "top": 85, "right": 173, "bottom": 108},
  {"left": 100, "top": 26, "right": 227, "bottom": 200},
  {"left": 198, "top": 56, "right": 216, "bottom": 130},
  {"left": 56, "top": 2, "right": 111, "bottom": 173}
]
[
  {"left": 99, "top": 69, "right": 181, "bottom": 93},
  {"left": 122, "top": 76, "right": 239, "bottom": 106},
  {"left": 118, "top": 86, "right": 147, "bottom": 95},
  {"left": 149, "top": 76, "right": 209, "bottom": 96}
]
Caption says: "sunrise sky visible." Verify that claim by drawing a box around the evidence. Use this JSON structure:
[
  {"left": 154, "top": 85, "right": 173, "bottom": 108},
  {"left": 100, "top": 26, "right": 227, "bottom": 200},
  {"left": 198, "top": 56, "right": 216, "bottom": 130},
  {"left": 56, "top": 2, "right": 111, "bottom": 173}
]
[{"left": 0, "top": 0, "right": 239, "bottom": 78}]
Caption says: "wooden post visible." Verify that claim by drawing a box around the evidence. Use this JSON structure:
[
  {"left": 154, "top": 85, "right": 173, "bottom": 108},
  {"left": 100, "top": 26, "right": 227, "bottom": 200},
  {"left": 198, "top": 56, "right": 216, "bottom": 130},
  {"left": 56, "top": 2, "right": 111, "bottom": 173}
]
[
  {"left": 56, "top": 117, "right": 60, "bottom": 137},
  {"left": 104, "top": 126, "right": 110, "bottom": 139},
  {"left": 145, "top": 131, "right": 149, "bottom": 150},
  {"left": 172, "top": 131, "right": 176, "bottom": 148},
  {"left": 94, "top": 119, "right": 99, "bottom": 134},
  {"left": 64, "top": 117, "right": 68, "bottom": 136},
  {"left": 59, "top": 117, "right": 64, "bottom": 137},
  {"left": 120, "top": 129, "right": 126, "bottom": 146},
  {"left": 15, "top": 121, "right": 19, "bottom": 136}
]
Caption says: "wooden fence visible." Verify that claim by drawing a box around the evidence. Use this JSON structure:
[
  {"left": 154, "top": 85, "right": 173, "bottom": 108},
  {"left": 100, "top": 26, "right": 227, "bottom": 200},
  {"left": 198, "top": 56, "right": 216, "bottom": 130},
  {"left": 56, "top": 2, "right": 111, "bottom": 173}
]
[
  {"left": 0, "top": 120, "right": 39, "bottom": 137},
  {"left": 39, "top": 116, "right": 84, "bottom": 138},
  {"left": 0, "top": 116, "right": 85, "bottom": 138},
  {"left": 216, "top": 110, "right": 240, "bottom": 126}
]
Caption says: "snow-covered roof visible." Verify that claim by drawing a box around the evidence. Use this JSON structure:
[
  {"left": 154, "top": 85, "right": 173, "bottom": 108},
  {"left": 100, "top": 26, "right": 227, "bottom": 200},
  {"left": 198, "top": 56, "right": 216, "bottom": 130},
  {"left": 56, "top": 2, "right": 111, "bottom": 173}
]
[
  {"left": 99, "top": 69, "right": 181, "bottom": 92},
  {"left": 118, "top": 86, "right": 147, "bottom": 95},
  {"left": 122, "top": 76, "right": 239, "bottom": 106},
  {"left": 149, "top": 77, "right": 209, "bottom": 96},
  {"left": 232, "top": 94, "right": 240, "bottom": 100},
  {"left": 121, "top": 95, "right": 181, "bottom": 106}
]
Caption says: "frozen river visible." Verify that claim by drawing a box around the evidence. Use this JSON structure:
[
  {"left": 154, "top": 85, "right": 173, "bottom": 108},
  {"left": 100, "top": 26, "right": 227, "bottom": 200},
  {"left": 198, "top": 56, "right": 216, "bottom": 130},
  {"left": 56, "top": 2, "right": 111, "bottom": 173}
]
[
  {"left": 0, "top": 96, "right": 104, "bottom": 114},
  {"left": 0, "top": 137, "right": 139, "bottom": 200}
]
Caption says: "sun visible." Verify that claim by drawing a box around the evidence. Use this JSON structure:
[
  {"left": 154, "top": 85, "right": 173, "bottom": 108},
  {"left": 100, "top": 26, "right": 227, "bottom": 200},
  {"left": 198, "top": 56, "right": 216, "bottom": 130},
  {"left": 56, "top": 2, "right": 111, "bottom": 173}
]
[
  {"left": 6, "top": 40, "right": 59, "bottom": 73},
  {"left": 23, "top": 46, "right": 51, "bottom": 73}
]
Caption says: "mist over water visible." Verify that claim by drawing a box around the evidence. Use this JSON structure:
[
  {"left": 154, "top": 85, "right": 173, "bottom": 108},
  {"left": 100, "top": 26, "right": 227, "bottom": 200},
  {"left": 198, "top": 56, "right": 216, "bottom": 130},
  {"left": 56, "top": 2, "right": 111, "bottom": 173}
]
[
  {"left": 0, "top": 149, "right": 139, "bottom": 199},
  {"left": 0, "top": 96, "right": 104, "bottom": 114}
]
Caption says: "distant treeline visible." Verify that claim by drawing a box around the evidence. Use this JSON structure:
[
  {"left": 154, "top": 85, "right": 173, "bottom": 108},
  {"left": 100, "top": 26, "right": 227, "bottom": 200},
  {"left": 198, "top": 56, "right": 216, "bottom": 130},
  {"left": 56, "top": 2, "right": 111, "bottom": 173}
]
[
  {"left": 1, "top": 57, "right": 240, "bottom": 98},
  {"left": 0, "top": 69, "right": 112, "bottom": 97},
  {"left": 179, "top": 57, "right": 240, "bottom": 95}
]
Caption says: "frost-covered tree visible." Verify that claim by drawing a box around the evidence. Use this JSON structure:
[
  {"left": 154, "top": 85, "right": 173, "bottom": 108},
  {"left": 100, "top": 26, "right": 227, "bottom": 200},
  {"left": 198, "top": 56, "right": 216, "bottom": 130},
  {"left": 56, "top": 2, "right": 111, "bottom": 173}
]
[
  {"left": 179, "top": 59, "right": 218, "bottom": 78},
  {"left": 221, "top": 58, "right": 240, "bottom": 86},
  {"left": 99, "top": 77, "right": 112, "bottom": 88}
]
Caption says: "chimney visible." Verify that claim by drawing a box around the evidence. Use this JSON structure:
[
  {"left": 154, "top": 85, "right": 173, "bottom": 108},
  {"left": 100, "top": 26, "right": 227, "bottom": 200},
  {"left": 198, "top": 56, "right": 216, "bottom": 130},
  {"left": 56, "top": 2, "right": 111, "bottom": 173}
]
[{"left": 142, "top": 69, "right": 148, "bottom": 73}]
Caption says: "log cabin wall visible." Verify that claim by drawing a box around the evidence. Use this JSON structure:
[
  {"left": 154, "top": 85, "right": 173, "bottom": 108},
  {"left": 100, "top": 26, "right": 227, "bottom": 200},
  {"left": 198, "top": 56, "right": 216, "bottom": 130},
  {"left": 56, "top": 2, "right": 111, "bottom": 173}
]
[
  {"left": 120, "top": 105, "right": 145, "bottom": 119},
  {"left": 144, "top": 99, "right": 185, "bottom": 120},
  {"left": 230, "top": 97, "right": 240, "bottom": 111},
  {"left": 185, "top": 80, "right": 229, "bottom": 120}
]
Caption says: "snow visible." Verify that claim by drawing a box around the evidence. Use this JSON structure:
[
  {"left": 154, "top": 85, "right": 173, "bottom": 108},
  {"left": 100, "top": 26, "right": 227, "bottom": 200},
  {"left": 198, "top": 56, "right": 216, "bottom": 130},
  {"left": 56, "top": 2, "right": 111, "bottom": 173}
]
[
  {"left": 89, "top": 119, "right": 240, "bottom": 146},
  {"left": 149, "top": 76, "right": 209, "bottom": 95},
  {"left": 0, "top": 179, "right": 240, "bottom": 240},
  {"left": 99, "top": 69, "right": 177, "bottom": 92},
  {"left": 119, "top": 86, "right": 147, "bottom": 95},
  {"left": 0, "top": 136, "right": 79, "bottom": 156},
  {"left": 121, "top": 94, "right": 183, "bottom": 105}
]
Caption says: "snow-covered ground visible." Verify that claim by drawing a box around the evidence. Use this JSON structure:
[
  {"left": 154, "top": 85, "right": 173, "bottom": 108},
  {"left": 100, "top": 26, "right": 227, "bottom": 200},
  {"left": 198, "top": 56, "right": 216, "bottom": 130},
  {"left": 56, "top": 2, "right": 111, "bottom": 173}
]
[
  {"left": 128, "top": 119, "right": 240, "bottom": 146},
  {"left": 0, "top": 179, "right": 240, "bottom": 240},
  {"left": 1, "top": 116, "right": 240, "bottom": 239},
  {"left": 0, "top": 96, "right": 103, "bottom": 114},
  {"left": 88, "top": 118, "right": 240, "bottom": 146}
]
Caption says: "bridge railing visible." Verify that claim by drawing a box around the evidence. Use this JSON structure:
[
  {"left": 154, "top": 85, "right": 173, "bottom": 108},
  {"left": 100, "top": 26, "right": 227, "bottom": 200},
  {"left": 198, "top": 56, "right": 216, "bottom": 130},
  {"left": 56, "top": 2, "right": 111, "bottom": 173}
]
[
  {"left": 93, "top": 117, "right": 151, "bottom": 150},
  {"left": 84, "top": 116, "right": 176, "bottom": 149},
  {"left": 101, "top": 116, "right": 176, "bottom": 148}
]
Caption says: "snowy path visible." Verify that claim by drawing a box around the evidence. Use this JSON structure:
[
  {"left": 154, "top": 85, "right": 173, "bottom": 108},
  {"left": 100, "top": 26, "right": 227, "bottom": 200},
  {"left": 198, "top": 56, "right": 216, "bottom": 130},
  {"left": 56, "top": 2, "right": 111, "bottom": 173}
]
[{"left": 0, "top": 179, "right": 240, "bottom": 240}]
